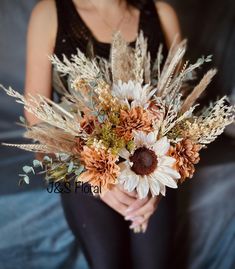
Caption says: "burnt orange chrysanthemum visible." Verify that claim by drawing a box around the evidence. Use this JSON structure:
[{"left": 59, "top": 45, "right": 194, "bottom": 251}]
[
  {"left": 71, "top": 137, "right": 84, "bottom": 155},
  {"left": 80, "top": 115, "right": 97, "bottom": 135},
  {"left": 78, "top": 146, "right": 120, "bottom": 192},
  {"left": 115, "top": 107, "right": 153, "bottom": 141},
  {"left": 169, "top": 139, "right": 202, "bottom": 183}
]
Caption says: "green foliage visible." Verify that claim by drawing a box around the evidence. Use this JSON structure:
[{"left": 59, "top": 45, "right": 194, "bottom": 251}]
[
  {"left": 99, "top": 121, "right": 125, "bottom": 154},
  {"left": 19, "top": 174, "right": 30, "bottom": 184},
  {"left": 127, "top": 140, "right": 135, "bottom": 152},
  {"left": 75, "top": 165, "right": 85, "bottom": 176},
  {"left": 67, "top": 161, "right": 74, "bottom": 173},
  {"left": 33, "top": 159, "right": 43, "bottom": 168},
  {"left": 23, "top": 165, "right": 35, "bottom": 175},
  {"left": 19, "top": 116, "right": 26, "bottom": 124}
]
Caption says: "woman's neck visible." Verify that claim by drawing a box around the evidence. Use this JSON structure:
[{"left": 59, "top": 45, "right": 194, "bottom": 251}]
[{"left": 74, "top": 0, "right": 126, "bottom": 12}]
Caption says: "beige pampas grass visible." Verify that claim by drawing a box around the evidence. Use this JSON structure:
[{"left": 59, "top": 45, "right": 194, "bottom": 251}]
[{"left": 181, "top": 69, "right": 217, "bottom": 113}]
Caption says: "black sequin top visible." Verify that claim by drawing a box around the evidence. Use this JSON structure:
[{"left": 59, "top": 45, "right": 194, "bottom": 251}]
[{"left": 54, "top": 0, "right": 168, "bottom": 61}]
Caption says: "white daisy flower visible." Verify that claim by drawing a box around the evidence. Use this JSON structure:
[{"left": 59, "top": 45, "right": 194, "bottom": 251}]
[
  {"left": 111, "top": 80, "right": 156, "bottom": 109},
  {"left": 118, "top": 131, "right": 181, "bottom": 199}
]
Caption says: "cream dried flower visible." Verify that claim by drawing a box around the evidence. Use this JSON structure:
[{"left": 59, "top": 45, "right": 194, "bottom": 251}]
[{"left": 118, "top": 131, "right": 180, "bottom": 199}]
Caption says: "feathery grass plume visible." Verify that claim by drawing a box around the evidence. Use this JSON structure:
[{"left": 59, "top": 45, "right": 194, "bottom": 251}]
[
  {"left": 51, "top": 53, "right": 106, "bottom": 115},
  {"left": 157, "top": 39, "right": 187, "bottom": 97},
  {"left": 181, "top": 69, "right": 217, "bottom": 113},
  {"left": 24, "top": 124, "right": 79, "bottom": 154},
  {"left": 160, "top": 94, "right": 196, "bottom": 137},
  {"left": 96, "top": 57, "right": 112, "bottom": 84},
  {"left": 1, "top": 86, "right": 81, "bottom": 136},
  {"left": 133, "top": 31, "right": 149, "bottom": 83},
  {"left": 50, "top": 49, "right": 101, "bottom": 83},
  {"left": 111, "top": 32, "right": 135, "bottom": 83},
  {"left": 183, "top": 97, "right": 235, "bottom": 144},
  {"left": 2, "top": 143, "right": 51, "bottom": 153}
]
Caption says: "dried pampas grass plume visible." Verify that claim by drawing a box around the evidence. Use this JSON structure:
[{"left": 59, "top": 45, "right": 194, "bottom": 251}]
[{"left": 181, "top": 69, "right": 217, "bottom": 113}]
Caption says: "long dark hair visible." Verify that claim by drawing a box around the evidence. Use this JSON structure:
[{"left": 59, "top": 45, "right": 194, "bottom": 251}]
[{"left": 126, "top": 0, "right": 149, "bottom": 9}]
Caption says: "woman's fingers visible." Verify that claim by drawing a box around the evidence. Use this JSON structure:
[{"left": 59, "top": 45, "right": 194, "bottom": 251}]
[
  {"left": 113, "top": 185, "right": 137, "bottom": 206},
  {"left": 124, "top": 196, "right": 149, "bottom": 217},
  {"left": 141, "top": 221, "right": 148, "bottom": 233},
  {"left": 117, "top": 184, "right": 138, "bottom": 198},
  {"left": 101, "top": 184, "right": 140, "bottom": 216},
  {"left": 125, "top": 196, "right": 161, "bottom": 222},
  {"left": 129, "top": 219, "right": 149, "bottom": 233},
  {"left": 101, "top": 191, "right": 128, "bottom": 216}
]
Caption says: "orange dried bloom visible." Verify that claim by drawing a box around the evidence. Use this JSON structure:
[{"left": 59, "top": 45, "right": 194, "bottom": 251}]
[
  {"left": 71, "top": 137, "right": 84, "bottom": 155},
  {"left": 79, "top": 146, "right": 119, "bottom": 192},
  {"left": 169, "top": 139, "right": 202, "bottom": 183},
  {"left": 116, "top": 107, "right": 153, "bottom": 141},
  {"left": 80, "top": 115, "right": 97, "bottom": 135}
]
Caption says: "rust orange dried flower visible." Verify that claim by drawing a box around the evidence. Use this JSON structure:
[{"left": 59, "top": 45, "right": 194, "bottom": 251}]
[
  {"left": 78, "top": 146, "right": 120, "bottom": 192},
  {"left": 71, "top": 137, "right": 84, "bottom": 155},
  {"left": 115, "top": 107, "right": 153, "bottom": 141},
  {"left": 80, "top": 115, "right": 97, "bottom": 135},
  {"left": 169, "top": 139, "right": 202, "bottom": 183}
]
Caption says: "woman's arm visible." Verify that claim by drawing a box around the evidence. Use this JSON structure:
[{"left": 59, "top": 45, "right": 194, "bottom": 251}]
[
  {"left": 156, "top": 1, "right": 182, "bottom": 48},
  {"left": 24, "top": 0, "right": 57, "bottom": 125},
  {"left": 25, "top": 0, "right": 137, "bottom": 215}
]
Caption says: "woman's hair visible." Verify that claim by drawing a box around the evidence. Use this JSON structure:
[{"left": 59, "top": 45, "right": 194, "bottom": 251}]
[{"left": 126, "top": 0, "right": 148, "bottom": 9}]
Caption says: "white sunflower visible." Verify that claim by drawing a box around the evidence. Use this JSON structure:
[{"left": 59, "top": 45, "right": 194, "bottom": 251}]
[
  {"left": 118, "top": 131, "right": 181, "bottom": 199},
  {"left": 111, "top": 80, "right": 156, "bottom": 109}
]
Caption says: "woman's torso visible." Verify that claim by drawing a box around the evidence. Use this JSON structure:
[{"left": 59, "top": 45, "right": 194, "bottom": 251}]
[{"left": 53, "top": 0, "right": 168, "bottom": 61}]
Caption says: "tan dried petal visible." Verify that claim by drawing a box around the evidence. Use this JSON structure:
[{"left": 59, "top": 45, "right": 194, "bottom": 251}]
[
  {"left": 169, "top": 139, "right": 202, "bottom": 183},
  {"left": 80, "top": 115, "right": 97, "bottom": 135},
  {"left": 115, "top": 107, "right": 153, "bottom": 141},
  {"left": 71, "top": 137, "right": 85, "bottom": 155},
  {"left": 79, "top": 146, "right": 119, "bottom": 192}
]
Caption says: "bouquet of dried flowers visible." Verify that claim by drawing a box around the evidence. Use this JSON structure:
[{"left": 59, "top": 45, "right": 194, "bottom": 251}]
[{"left": 1, "top": 33, "right": 234, "bottom": 205}]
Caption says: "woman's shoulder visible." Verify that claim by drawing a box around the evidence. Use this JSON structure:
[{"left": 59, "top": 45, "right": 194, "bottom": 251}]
[
  {"left": 155, "top": 1, "right": 177, "bottom": 16},
  {"left": 28, "top": 0, "right": 57, "bottom": 46},
  {"left": 31, "top": 0, "right": 56, "bottom": 21},
  {"left": 155, "top": 1, "right": 179, "bottom": 28},
  {"left": 154, "top": 1, "right": 181, "bottom": 47}
]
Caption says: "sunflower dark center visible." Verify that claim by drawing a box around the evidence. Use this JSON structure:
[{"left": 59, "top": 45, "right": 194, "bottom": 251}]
[{"left": 130, "top": 147, "right": 158, "bottom": 176}]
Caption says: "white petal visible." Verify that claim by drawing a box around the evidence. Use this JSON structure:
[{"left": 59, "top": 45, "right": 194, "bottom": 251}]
[
  {"left": 145, "top": 132, "right": 156, "bottom": 145},
  {"left": 118, "top": 162, "right": 129, "bottom": 172},
  {"left": 158, "top": 181, "right": 166, "bottom": 196},
  {"left": 158, "top": 166, "right": 181, "bottom": 180},
  {"left": 133, "top": 131, "right": 145, "bottom": 147},
  {"left": 153, "top": 170, "right": 178, "bottom": 189},
  {"left": 124, "top": 175, "right": 139, "bottom": 192},
  {"left": 153, "top": 137, "right": 170, "bottom": 156},
  {"left": 149, "top": 178, "right": 160, "bottom": 197},
  {"left": 119, "top": 148, "right": 130, "bottom": 160},
  {"left": 158, "top": 156, "right": 176, "bottom": 167},
  {"left": 137, "top": 176, "right": 149, "bottom": 199}
]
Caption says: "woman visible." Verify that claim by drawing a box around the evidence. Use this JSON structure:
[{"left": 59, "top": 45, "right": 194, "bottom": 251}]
[{"left": 25, "top": 0, "right": 181, "bottom": 268}]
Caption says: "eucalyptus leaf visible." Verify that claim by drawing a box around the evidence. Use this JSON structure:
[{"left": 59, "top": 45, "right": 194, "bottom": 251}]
[
  {"left": 23, "top": 165, "right": 35, "bottom": 174},
  {"left": 43, "top": 156, "right": 52, "bottom": 163},
  {"left": 19, "top": 174, "right": 30, "bottom": 184},
  {"left": 18, "top": 178, "right": 24, "bottom": 186},
  {"left": 68, "top": 161, "right": 74, "bottom": 173},
  {"left": 19, "top": 116, "right": 26, "bottom": 124},
  {"left": 75, "top": 165, "right": 85, "bottom": 176},
  {"left": 33, "top": 159, "right": 43, "bottom": 168},
  {"left": 23, "top": 175, "right": 30, "bottom": 184}
]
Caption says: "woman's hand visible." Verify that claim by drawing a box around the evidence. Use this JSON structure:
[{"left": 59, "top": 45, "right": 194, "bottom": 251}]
[
  {"left": 100, "top": 184, "right": 142, "bottom": 218},
  {"left": 101, "top": 183, "right": 162, "bottom": 232},
  {"left": 125, "top": 195, "right": 162, "bottom": 232}
]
